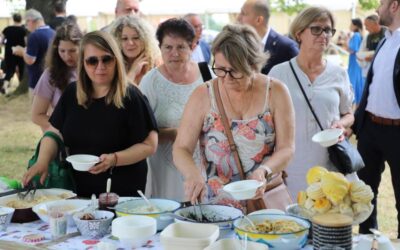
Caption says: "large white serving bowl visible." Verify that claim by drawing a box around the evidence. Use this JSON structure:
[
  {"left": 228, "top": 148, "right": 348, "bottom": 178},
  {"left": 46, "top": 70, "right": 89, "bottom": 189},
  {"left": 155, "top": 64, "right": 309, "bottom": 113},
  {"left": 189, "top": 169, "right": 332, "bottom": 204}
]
[
  {"left": 312, "top": 128, "right": 343, "bottom": 147},
  {"left": 32, "top": 199, "right": 90, "bottom": 226},
  {"left": 223, "top": 180, "right": 264, "bottom": 200},
  {"left": 233, "top": 214, "right": 310, "bottom": 250},
  {"left": 160, "top": 222, "right": 219, "bottom": 250},
  {"left": 112, "top": 215, "right": 157, "bottom": 248},
  {"left": 114, "top": 198, "right": 181, "bottom": 231},
  {"left": 66, "top": 154, "right": 100, "bottom": 171},
  {"left": 0, "top": 206, "right": 15, "bottom": 231}
]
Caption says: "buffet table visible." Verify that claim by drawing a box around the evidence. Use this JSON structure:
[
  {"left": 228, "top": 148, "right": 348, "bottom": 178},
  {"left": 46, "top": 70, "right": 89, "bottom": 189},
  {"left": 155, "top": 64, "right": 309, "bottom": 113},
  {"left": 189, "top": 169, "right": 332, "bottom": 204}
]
[{"left": 0, "top": 220, "right": 399, "bottom": 250}]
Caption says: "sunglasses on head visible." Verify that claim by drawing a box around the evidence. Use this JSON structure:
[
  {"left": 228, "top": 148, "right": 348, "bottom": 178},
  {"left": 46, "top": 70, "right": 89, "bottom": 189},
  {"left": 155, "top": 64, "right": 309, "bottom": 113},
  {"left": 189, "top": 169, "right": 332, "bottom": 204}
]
[{"left": 84, "top": 55, "right": 115, "bottom": 67}]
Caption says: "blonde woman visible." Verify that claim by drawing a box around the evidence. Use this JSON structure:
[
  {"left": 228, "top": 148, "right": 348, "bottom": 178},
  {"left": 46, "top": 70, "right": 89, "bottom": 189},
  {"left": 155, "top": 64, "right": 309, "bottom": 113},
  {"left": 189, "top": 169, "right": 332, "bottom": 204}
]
[
  {"left": 23, "top": 31, "right": 158, "bottom": 197},
  {"left": 112, "top": 15, "right": 161, "bottom": 85}
]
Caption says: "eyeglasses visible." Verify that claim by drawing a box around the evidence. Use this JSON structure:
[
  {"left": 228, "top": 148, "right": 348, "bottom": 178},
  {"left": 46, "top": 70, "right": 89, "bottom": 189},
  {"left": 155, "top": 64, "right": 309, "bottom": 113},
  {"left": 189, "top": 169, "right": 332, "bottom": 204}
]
[
  {"left": 84, "top": 55, "right": 115, "bottom": 67},
  {"left": 212, "top": 62, "right": 244, "bottom": 79},
  {"left": 308, "top": 26, "right": 336, "bottom": 37}
]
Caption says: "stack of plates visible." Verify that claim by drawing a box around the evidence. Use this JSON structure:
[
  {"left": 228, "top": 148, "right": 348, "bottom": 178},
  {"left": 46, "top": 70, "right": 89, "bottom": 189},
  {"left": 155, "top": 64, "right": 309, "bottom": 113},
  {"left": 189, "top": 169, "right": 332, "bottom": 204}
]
[{"left": 312, "top": 213, "right": 353, "bottom": 250}]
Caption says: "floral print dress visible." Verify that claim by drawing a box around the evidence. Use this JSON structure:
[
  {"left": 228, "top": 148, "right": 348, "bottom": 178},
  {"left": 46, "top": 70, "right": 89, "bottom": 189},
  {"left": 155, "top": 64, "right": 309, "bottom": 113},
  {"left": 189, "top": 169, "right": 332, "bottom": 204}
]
[{"left": 200, "top": 79, "right": 276, "bottom": 210}]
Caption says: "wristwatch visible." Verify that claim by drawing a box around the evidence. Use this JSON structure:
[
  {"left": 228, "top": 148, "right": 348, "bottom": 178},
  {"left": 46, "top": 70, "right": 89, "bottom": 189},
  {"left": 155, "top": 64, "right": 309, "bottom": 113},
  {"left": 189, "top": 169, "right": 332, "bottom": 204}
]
[{"left": 261, "top": 165, "right": 274, "bottom": 183}]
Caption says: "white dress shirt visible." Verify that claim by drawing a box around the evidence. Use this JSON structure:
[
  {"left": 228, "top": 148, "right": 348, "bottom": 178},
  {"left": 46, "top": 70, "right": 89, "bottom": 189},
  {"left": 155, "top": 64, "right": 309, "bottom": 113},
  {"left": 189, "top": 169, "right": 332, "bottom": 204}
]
[{"left": 366, "top": 28, "right": 400, "bottom": 119}]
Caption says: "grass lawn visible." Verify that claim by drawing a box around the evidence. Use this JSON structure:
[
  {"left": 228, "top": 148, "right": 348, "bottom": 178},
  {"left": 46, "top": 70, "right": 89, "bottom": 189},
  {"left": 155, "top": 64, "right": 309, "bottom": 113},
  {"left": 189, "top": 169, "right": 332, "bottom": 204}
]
[{"left": 0, "top": 92, "right": 397, "bottom": 239}]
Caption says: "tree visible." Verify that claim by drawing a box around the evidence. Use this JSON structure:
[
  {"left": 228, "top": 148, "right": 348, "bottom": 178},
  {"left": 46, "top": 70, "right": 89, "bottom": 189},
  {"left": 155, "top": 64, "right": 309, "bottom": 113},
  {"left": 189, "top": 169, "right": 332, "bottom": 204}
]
[
  {"left": 358, "top": 0, "right": 379, "bottom": 10},
  {"left": 270, "top": 0, "right": 309, "bottom": 16}
]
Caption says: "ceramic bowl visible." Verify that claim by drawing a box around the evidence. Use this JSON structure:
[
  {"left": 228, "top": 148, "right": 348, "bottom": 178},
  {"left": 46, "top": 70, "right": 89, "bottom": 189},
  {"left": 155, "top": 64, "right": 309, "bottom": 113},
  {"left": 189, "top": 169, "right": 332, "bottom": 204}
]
[
  {"left": 312, "top": 128, "right": 343, "bottom": 147},
  {"left": 204, "top": 238, "right": 269, "bottom": 250},
  {"left": 174, "top": 204, "right": 243, "bottom": 237},
  {"left": 112, "top": 215, "right": 157, "bottom": 248},
  {"left": 354, "top": 234, "right": 395, "bottom": 250},
  {"left": 223, "top": 180, "right": 264, "bottom": 200},
  {"left": 0, "top": 206, "right": 15, "bottom": 231},
  {"left": 32, "top": 199, "right": 90, "bottom": 226},
  {"left": 66, "top": 154, "right": 100, "bottom": 171},
  {"left": 73, "top": 210, "right": 114, "bottom": 238},
  {"left": 233, "top": 214, "right": 310, "bottom": 250},
  {"left": 114, "top": 198, "right": 181, "bottom": 231},
  {"left": 160, "top": 222, "right": 219, "bottom": 250}
]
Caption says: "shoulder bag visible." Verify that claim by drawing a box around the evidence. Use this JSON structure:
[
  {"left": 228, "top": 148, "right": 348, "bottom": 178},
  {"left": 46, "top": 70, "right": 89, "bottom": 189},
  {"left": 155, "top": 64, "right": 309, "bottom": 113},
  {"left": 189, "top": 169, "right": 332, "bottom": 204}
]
[
  {"left": 212, "top": 79, "right": 293, "bottom": 213},
  {"left": 198, "top": 62, "right": 212, "bottom": 82},
  {"left": 27, "top": 131, "right": 75, "bottom": 191},
  {"left": 289, "top": 61, "right": 364, "bottom": 174}
]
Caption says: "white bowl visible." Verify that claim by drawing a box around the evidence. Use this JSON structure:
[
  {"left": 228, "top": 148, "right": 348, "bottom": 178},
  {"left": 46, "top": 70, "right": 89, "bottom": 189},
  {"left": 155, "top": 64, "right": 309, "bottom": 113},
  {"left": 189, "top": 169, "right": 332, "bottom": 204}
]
[
  {"left": 66, "top": 154, "right": 100, "bottom": 171},
  {"left": 312, "top": 128, "right": 343, "bottom": 147},
  {"left": 354, "top": 234, "right": 395, "bottom": 250},
  {"left": 112, "top": 215, "right": 157, "bottom": 248},
  {"left": 223, "top": 180, "right": 264, "bottom": 200},
  {"left": 32, "top": 199, "right": 90, "bottom": 226},
  {"left": 234, "top": 214, "right": 310, "bottom": 250},
  {"left": 204, "top": 238, "right": 269, "bottom": 250},
  {"left": 73, "top": 210, "right": 114, "bottom": 238},
  {"left": 114, "top": 198, "right": 181, "bottom": 231},
  {"left": 0, "top": 206, "right": 15, "bottom": 231},
  {"left": 160, "top": 222, "right": 219, "bottom": 250}
]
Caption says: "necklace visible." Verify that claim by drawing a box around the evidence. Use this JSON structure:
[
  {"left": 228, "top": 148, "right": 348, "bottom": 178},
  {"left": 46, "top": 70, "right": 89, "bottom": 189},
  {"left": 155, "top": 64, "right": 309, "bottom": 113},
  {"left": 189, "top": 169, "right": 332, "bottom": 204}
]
[{"left": 221, "top": 77, "right": 254, "bottom": 119}]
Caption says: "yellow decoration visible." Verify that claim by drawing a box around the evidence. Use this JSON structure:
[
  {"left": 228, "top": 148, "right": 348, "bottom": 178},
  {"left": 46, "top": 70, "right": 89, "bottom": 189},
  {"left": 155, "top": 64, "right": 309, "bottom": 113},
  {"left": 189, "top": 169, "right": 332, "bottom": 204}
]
[{"left": 306, "top": 166, "right": 328, "bottom": 185}]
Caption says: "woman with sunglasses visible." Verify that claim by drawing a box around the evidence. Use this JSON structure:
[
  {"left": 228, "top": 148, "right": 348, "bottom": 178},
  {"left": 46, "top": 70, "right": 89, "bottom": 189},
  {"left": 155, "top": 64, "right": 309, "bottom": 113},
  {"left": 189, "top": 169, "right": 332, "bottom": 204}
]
[
  {"left": 112, "top": 15, "right": 161, "bottom": 85},
  {"left": 23, "top": 31, "right": 158, "bottom": 198},
  {"left": 269, "top": 6, "right": 354, "bottom": 198},
  {"left": 31, "top": 23, "right": 82, "bottom": 132},
  {"left": 139, "top": 18, "right": 209, "bottom": 201},
  {"left": 173, "top": 24, "right": 295, "bottom": 210}
]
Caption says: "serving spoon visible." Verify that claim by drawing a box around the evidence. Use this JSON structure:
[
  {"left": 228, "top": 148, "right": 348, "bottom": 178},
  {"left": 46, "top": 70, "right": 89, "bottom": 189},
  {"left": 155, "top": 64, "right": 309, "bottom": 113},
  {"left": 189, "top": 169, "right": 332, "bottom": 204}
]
[
  {"left": 369, "top": 228, "right": 381, "bottom": 250},
  {"left": 137, "top": 190, "right": 156, "bottom": 212}
]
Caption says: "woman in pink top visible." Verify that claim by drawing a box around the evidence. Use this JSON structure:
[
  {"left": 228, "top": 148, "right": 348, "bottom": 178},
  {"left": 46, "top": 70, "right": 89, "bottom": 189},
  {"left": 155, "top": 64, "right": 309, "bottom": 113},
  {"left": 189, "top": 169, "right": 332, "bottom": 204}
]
[{"left": 32, "top": 23, "right": 83, "bottom": 131}]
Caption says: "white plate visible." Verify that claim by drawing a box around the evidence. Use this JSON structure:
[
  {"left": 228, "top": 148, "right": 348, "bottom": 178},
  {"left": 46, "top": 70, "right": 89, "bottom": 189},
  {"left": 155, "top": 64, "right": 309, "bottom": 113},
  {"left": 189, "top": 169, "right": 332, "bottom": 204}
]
[
  {"left": 312, "top": 128, "right": 343, "bottom": 147},
  {"left": 66, "top": 154, "right": 100, "bottom": 171}
]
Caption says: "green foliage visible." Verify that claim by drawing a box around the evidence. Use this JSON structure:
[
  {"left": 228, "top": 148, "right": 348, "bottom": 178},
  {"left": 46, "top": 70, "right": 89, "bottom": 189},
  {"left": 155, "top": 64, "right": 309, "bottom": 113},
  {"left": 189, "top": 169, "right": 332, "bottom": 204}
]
[
  {"left": 270, "top": 0, "right": 309, "bottom": 16},
  {"left": 358, "top": 0, "right": 379, "bottom": 10}
]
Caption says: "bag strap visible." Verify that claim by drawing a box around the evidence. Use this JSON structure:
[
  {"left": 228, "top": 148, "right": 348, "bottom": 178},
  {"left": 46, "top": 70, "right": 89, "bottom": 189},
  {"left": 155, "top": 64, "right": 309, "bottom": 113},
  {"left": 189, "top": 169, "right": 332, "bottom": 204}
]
[
  {"left": 212, "top": 80, "right": 246, "bottom": 180},
  {"left": 42, "top": 131, "right": 66, "bottom": 158},
  {"left": 289, "top": 61, "right": 324, "bottom": 131},
  {"left": 198, "top": 62, "right": 212, "bottom": 82}
]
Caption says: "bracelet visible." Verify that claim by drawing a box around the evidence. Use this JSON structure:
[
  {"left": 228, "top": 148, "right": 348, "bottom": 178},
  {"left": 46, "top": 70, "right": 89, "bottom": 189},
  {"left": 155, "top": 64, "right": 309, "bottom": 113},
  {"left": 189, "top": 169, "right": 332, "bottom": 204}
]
[
  {"left": 109, "top": 152, "right": 118, "bottom": 174},
  {"left": 261, "top": 165, "right": 273, "bottom": 182}
]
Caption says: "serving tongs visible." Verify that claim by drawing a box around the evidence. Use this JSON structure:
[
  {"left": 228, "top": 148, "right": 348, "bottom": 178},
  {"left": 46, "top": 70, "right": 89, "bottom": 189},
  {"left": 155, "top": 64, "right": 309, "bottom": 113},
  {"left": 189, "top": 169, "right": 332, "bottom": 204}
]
[
  {"left": 17, "top": 182, "right": 37, "bottom": 201},
  {"left": 370, "top": 228, "right": 381, "bottom": 250}
]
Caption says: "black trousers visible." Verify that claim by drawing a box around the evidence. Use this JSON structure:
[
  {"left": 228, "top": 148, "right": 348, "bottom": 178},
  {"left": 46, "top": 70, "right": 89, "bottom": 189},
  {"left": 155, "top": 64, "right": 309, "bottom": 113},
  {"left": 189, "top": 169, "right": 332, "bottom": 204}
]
[
  {"left": 357, "top": 115, "right": 400, "bottom": 238},
  {"left": 3, "top": 56, "right": 24, "bottom": 82}
]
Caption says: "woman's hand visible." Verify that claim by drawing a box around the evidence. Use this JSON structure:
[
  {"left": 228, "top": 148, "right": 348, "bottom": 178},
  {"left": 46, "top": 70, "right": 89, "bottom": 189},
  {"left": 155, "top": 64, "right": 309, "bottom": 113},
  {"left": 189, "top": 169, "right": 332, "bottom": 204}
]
[
  {"left": 22, "top": 162, "right": 49, "bottom": 187},
  {"left": 331, "top": 121, "right": 346, "bottom": 142},
  {"left": 88, "top": 153, "right": 116, "bottom": 174},
  {"left": 248, "top": 168, "right": 267, "bottom": 199},
  {"left": 127, "top": 53, "right": 149, "bottom": 83},
  {"left": 184, "top": 172, "right": 207, "bottom": 204}
]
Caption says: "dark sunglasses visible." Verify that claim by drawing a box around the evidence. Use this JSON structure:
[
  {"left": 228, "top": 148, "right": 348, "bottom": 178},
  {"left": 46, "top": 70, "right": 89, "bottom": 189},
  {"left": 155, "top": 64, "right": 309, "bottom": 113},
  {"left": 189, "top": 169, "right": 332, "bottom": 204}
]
[
  {"left": 308, "top": 26, "right": 336, "bottom": 37},
  {"left": 84, "top": 55, "right": 115, "bottom": 67}
]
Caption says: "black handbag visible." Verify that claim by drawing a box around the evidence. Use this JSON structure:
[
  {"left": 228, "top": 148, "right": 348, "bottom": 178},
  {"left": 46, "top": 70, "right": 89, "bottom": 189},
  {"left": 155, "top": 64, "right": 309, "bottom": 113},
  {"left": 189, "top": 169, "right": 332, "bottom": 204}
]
[{"left": 289, "top": 61, "right": 364, "bottom": 174}]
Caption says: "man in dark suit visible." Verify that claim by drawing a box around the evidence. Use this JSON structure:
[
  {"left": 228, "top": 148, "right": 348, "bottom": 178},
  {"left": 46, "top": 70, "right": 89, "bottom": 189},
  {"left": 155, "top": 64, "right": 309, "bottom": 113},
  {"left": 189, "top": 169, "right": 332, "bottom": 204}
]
[
  {"left": 237, "top": 0, "right": 298, "bottom": 74},
  {"left": 352, "top": 0, "right": 400, "bottom": 238},
  {"left": 184, "top": 13, "right": 211, "bottom": 64}
]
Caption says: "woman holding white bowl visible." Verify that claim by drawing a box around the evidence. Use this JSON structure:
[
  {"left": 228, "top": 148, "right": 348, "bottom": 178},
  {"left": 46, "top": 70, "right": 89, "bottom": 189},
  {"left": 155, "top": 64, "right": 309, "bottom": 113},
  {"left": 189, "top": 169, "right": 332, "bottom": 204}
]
[
  {"left": 23, "top": 31, "right": 158, "bottom": 198},
  {"left": 269, "top": 6, "right": 354, "bottom": 198}
]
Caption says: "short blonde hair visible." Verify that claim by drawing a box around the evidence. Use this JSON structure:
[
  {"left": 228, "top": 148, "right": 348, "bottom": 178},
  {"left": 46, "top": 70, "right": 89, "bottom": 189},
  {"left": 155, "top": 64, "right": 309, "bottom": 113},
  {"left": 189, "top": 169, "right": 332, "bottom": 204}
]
[
  {"left": 211, "top": 24, "right": 268, "bottom": 76},
  {"left": 77, "top": 31, "right": 127, "bottom": 109},
  {"left": 290, "top": 6, "right": 335, "bottom": 44},
  {"left": 112, "top": 15, "right": 160, "bottom": 72}
]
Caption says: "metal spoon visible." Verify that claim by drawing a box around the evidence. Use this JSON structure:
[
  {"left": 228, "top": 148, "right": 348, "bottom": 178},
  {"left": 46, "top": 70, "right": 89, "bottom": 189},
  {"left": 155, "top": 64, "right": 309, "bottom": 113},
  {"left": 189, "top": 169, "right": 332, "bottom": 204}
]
[
  {"left": 242, "top": 215, "right": 258, "bottom": 233},
  {"left": 137, "top": 190, "right": 156, "bottom": 212}
]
